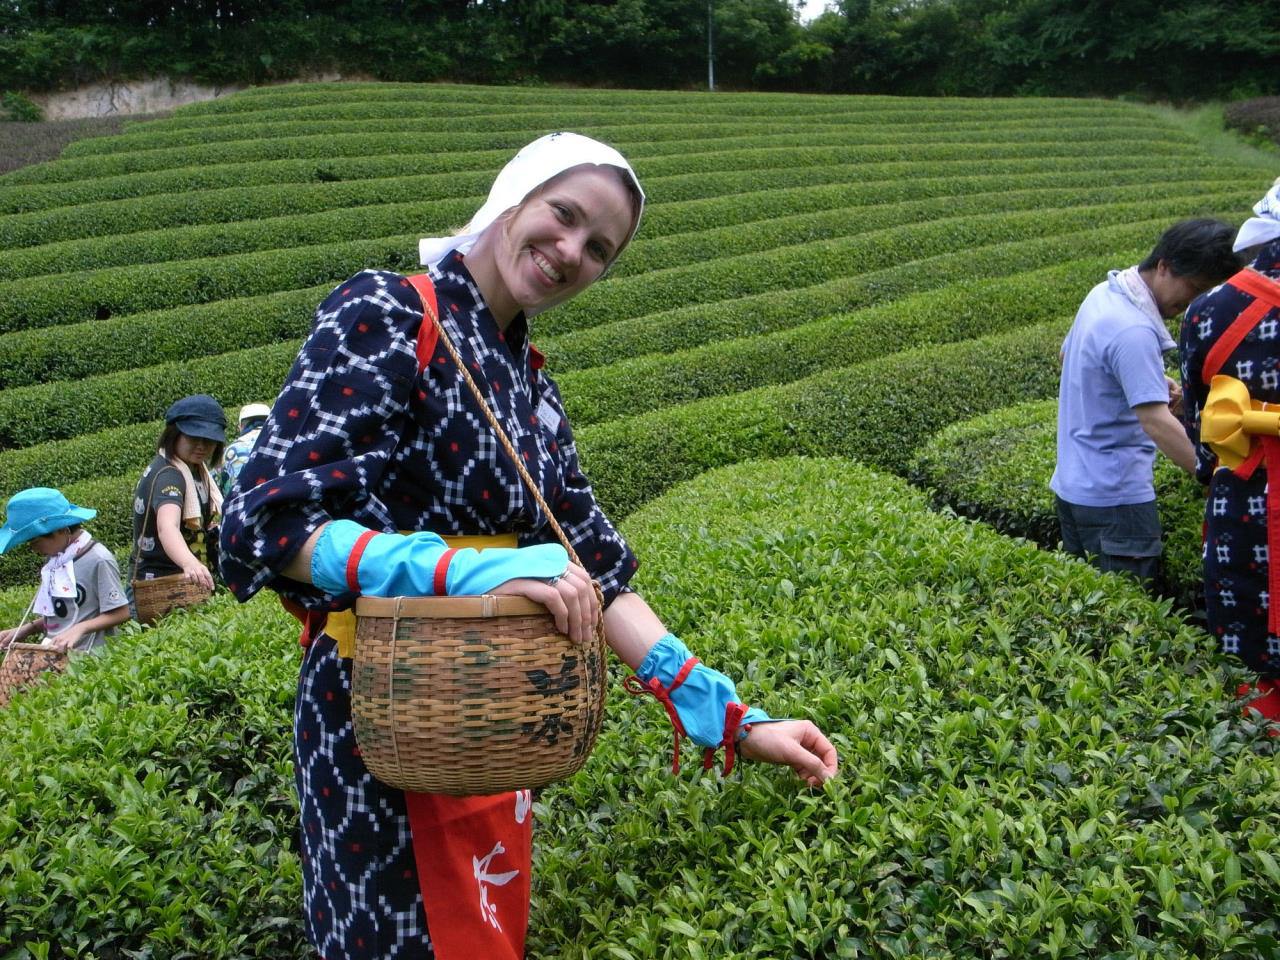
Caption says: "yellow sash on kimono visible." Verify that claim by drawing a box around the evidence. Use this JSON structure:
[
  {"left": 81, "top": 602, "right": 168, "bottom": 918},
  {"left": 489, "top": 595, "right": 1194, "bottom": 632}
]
[{"left": 1202, "top": 375, "right": 1280, "bottom": 470}]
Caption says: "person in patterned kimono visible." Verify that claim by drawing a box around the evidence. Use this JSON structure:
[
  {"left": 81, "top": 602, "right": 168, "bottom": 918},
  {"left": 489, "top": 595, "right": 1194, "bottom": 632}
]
[
  {"left": 1181, "top": 179, "right": 1280, "bottom": 731},
  {"left": 219, "top": 132, "right": 839, "bottom": 960}
]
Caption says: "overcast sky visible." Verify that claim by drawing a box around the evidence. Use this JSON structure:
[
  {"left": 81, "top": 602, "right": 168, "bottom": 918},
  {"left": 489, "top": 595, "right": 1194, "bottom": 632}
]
[{"left": 797, "top": 0, "right": 832, "bottom": 22}]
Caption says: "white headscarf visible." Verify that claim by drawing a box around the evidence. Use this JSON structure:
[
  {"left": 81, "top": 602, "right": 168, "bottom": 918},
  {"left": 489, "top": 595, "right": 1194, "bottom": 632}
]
[
  {"left": 1234, "top": 177, "right": 1280, "bottom": 252},
  {"left": 417, "top": 132, "right": 645, "bottom": 270}
]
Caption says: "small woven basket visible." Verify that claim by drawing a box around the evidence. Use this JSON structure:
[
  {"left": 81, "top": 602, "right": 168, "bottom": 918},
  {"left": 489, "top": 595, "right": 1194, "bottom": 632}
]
[
  {"left": 0, "top": 643, "right": 68, "bottom": 707},
  {"left": 351, "top": 595, "right": 607, "bottom": 795},
  {"left": 132, "top": 573, "right": 212, "bottom": 626}
]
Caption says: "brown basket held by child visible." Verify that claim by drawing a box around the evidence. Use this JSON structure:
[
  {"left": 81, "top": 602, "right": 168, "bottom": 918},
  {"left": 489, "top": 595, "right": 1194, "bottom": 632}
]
[
  {"left": 0, "top": 596, "right": 67, "bottom": 707},
  {"left": 348, "top": 274, "right": 607, "bottom": 795}
]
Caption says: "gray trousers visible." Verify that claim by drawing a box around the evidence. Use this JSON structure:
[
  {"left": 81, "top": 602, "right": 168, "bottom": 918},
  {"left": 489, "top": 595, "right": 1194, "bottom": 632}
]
[{"left": 1055, "top": 496, "right": 1162, "bottom": 586}]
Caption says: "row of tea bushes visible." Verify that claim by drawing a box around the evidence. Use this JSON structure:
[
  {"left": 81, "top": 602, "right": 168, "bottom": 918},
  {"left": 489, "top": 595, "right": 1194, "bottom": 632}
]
[
  {"left": 168, "top": 80, "right": 1155, "bottom": 116},
  {"left": 541, "top": 192, "right": 1256, "bottom": 338},
  {"left": 62, "top": 110, "right": 1177, "bottom": 160},
  {"left": 909, "top": 399, "right": 1208, "bottom": 610},
  {"left": 2, "top": 148, "right": 1233, "bottom": 220},
  {"left": 0, "top": 319, "right": 1066, "bottom": 587},
  {"left": 1, "top": 129, "right": 1202, "bottom": 188},
  {"left": 0, "top": 193, "right": 1236, "bottom": 404},
  {"left": 0, "top": 286, "right": 328, "bottom": 391},
  {"left": 0, "top": 209, "right": 1171, "bottom": 391},
  {"left": 0, "top": 176, "right": 1233, "bottom": 284},
  {"left": 0, "top": 232, "right": 419, "bottom": 336},
  {"left": 0, "top": 243, "right": 1122, "bottom": 489},
  {"left": 3, "top": 458, "right": 1275, "bottom": 957}
]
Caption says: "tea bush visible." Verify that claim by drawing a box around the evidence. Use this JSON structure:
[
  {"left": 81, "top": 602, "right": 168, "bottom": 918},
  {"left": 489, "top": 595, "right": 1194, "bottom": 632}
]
[
  {"left": 910, "top": 400, "right": 1208, "bottom": 611},
  {"left": 3, "top": 458, "right": 1276, "bottom": 958}
]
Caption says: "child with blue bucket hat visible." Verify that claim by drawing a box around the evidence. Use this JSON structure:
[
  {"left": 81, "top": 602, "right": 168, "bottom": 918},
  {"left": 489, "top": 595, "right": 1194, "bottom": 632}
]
[{"left": 0, "top": 488, "right": 130, "bottom": 653}]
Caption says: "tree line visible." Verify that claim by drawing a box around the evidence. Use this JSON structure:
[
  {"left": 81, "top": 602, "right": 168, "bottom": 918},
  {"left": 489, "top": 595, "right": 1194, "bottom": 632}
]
[{"left": 1, "top": 0, "right": 1276, "bottom": 101}]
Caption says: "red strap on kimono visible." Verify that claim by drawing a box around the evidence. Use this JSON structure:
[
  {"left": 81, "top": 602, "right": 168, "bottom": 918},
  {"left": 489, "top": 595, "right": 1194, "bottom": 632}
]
[
  {"left": 405, "top": 790, "right": 533, "bottom": 960},
  {"left": 278, "top": 595, "right": 327, "bottom": 649},
  {"left": 406, "top": 273, "right": 442, "bottom": 373},
  {"left": 1230, "top": 435, "right": 1280, "bottom": 636},
  {"left": 624, "top": 658, "right": 699, "bottom": 773},
  {"left": 1202, "top": 270, "right": 1280, "bottom": 381}
]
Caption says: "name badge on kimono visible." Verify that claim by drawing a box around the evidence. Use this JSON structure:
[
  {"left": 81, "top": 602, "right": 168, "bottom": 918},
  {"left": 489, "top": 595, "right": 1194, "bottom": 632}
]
[{"left": 535, "top": 397, "right": 562, "bottom": 437}]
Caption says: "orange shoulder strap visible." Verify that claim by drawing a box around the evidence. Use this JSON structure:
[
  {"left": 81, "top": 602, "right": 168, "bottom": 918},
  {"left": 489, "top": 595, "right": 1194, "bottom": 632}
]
[
  {"left": 406, "top": 273, "right": 441, "bottom": 374},
  {"left": 1202, "top": 269, "right": 1280, "bottom": 382}
]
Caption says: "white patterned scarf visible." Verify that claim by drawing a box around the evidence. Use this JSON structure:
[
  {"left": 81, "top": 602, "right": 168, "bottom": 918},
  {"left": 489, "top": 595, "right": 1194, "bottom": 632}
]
[{"left": 34, "top": 529, "right": 91, "bottom": 616}]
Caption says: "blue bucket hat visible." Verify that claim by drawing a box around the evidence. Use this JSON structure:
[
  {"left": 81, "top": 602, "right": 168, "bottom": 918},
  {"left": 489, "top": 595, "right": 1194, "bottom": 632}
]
[
  {"left": 166, "top": 394, "right": 227, "bottom": 444},
  {"left": 0, "top": 487, "right": 96, "bottom": 555}
]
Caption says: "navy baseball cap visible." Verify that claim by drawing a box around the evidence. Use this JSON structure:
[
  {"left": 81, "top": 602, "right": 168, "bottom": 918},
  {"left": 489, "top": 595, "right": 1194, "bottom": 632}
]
[{"left": 165, "top": 394, "right": 227, "bottom": 443}]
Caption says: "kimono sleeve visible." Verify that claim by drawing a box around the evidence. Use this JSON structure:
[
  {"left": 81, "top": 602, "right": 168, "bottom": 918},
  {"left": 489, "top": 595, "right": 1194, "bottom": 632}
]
[
  {"left": 219, "top": 271, "right": 422, "bottom": 605},
  {"left": 532, "top": 374, "right": 638, "bottom": 606}
]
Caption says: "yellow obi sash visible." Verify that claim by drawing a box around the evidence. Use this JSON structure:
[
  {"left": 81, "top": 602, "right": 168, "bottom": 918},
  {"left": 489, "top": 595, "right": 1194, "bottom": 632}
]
[
  {"left": 1202, "top": 375, "right": 1280, "bottom": 470},
  {"left": 326, "top": 532, "right": 519, "bottom": 658}
]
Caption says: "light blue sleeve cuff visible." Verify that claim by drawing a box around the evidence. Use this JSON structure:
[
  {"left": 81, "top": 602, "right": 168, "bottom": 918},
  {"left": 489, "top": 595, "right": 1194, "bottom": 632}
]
[
  {"left": 311, "top": 519, "right": 568, "bottom": 597},
  {"left": 636, "top": 633, "right": 775, "bottom": 748}
]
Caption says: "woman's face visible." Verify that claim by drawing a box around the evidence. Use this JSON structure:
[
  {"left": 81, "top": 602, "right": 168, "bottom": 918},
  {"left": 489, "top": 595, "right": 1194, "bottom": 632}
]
[
  {"left": 174, "top": 432, "right": 215, "bottom": 466},
  {"left": 490, "top": 166, "right": 634, "bottom": 317}
]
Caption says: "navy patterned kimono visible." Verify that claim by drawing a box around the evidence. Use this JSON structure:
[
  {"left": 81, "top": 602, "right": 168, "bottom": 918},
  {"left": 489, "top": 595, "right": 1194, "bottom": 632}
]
[
  {"left": 219, "top": 254, "right": 637, "bottom": 958},
  {"left": 1180, "top": 238, "right": 1280, "bottom": 679}
]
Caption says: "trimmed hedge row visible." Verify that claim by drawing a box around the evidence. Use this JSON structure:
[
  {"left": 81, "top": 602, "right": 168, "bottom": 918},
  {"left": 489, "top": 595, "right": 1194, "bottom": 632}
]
[
  {"left": 908, "top": 399, "right": 1207, "bottom": 611},
  {"left": 0, "top": 285, "right": 327, "bottom": 391},
  {"left": 63, "top": 110, "right": 1183, "bottom": 159},
  {"left": 6, "top": 156, "right": 1255, "bottom": 253},
  {"left": 142, "top": 87, "right": 1153, "bottom": 124},
  {"left": 0, "top": 197, "right": 1237, "bottom": 444},
  {"left": 6, "top": 146, "right": 1257, "bottom": 220},
  {"left": 0, "top": 177, "right": 1233, "bottom": 285},
  {"left": 556, "top": 256, "right": 1113, "bottom": 428},
  {"left": 0, "top": 196, "right": 477, "bottom": 281},
  {"left": 1, "top": 130, "right": 1201, "bottom": 189},
  {"left": 541, "top": 191, "right": 1255, "bottom": 336},
  {"left": 0, "top": 340, "right": 300, "bottom": 448},
  {"left": 0, "top": 319, "right": 1067, "bottom": 587},
  {"left": 0, "top": 232, "right": 421, "bottom": 335}
]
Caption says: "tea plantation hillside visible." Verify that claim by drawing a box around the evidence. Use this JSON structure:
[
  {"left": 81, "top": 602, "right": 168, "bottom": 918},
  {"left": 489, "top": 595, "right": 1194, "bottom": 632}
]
[
  {"left": 0, "top": 82, "right": 1273, "bottom": 586},
  {"left": 1, "top": 84, "right": 1278, "bottom": 957}
]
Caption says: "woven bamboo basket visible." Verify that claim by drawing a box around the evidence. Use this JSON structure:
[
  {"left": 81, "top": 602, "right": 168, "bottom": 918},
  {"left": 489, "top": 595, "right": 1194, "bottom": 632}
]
[
  {"left": 351, "top": 594, "right": 607, "bottom": 795},
  {"left": 132, "top": 573, "right": 212, "bottom": 626},
  {"left": 0, "top": 643, "right": 68, "bottom": 707}
]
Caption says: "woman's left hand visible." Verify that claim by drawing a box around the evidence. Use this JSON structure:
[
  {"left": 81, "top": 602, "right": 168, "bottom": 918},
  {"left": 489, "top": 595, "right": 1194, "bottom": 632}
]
[{"left": 739, "top": 720, "right": 839, "bottom": 787}]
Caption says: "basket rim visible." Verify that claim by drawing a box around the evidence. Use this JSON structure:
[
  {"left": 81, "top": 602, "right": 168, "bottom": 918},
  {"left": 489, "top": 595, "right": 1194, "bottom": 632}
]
[{"left": 355, "top": 594, "right": 549, "bottom": 619}]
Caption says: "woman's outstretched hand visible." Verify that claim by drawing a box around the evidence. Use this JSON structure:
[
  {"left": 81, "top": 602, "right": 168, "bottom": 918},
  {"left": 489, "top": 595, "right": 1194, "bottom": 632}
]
[
  {"left": 740, "top": 720, "right": 839, "bottom": 787},
  {"left": 492, "top": 561, "right": 599, "bottom": 647}
]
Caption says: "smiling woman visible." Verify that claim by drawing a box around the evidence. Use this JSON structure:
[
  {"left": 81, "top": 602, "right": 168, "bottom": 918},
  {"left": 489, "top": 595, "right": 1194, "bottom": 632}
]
[{"left": 217, "top": 131, "right": 838, "bottom": 960}]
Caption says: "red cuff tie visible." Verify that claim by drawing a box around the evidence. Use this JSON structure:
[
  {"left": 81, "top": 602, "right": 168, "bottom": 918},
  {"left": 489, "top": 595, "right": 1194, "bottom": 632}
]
[
  {"left": 705, "top": 701, "right": 750, "bottom": 776},
  {"left": 624, "top": 657, "right": 699, "bottom": 773}
]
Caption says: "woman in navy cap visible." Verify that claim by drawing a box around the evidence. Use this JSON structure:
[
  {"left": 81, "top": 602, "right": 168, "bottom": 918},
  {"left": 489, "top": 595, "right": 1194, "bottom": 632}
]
[{"left": 128, "top": 394, "right": 226, "bottom": 592}]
